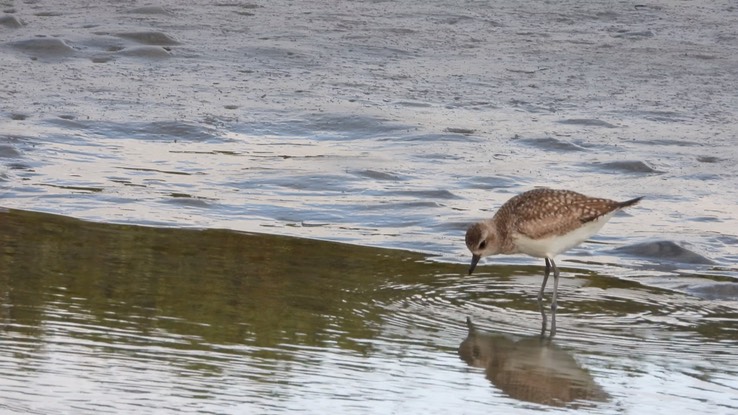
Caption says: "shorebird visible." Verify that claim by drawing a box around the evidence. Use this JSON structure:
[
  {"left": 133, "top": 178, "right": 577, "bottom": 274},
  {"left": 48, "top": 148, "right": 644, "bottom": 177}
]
[{"left": 465, "top": 188, "right": 642, "bottom": 335}]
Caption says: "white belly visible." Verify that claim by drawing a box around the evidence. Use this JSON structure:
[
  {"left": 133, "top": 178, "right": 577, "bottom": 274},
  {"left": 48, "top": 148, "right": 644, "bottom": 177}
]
[{"left": 513, "top": 213, "right": 614, "bottom": 258}]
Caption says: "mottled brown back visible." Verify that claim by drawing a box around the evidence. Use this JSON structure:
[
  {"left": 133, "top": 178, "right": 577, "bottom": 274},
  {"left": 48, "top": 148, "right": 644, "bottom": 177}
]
[{"left": 493, "top": 188, "right": 635, "bottom": 239}]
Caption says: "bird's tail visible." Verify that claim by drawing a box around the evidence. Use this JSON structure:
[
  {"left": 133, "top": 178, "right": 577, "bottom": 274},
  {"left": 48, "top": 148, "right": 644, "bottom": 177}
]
[{"left": 618, "top": 196, "right": 643, "bottom": 209}]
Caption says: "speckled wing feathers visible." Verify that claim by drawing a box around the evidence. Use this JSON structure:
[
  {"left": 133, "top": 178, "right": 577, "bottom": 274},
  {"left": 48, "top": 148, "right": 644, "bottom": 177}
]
[{"left": 494, "top": 188, "right": 623, "bottom": 240}]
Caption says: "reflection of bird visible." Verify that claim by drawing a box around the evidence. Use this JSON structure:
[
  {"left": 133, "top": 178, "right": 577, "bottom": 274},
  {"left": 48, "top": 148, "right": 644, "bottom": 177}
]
[
  {"left": 465, "top": 188, "right": 642, "bottom": 335},
  {"left": 458, "top": 318, "right": 609, "bottom": 407}
]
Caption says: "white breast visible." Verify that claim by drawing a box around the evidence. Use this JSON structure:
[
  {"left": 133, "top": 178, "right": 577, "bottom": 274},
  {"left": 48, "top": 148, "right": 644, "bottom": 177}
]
[{"left": 512, "top": 212, "right": 615, "bottom": 258}]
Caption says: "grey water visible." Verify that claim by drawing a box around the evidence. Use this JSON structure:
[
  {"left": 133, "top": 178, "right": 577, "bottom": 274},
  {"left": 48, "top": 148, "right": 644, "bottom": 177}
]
[{"left": 1, "top": 0, "right": 738, "bottom": 413}]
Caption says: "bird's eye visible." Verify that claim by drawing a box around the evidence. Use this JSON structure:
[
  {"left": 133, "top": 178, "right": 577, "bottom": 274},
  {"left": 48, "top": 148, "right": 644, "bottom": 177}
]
[{"left": 479, "top": 241, "right": 487, "bottom": 250}]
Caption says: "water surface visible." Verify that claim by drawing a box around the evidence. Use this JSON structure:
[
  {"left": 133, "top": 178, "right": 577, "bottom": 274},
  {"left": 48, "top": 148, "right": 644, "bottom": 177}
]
[
  {"left": 1, "top": 0, "right": 737, "bottom": 284},
  {"left": 1, "top": 209, "right": 736, "bottom": 414},
  {"left": 1, "top": 0, "right": 738, "bottom": 412}
]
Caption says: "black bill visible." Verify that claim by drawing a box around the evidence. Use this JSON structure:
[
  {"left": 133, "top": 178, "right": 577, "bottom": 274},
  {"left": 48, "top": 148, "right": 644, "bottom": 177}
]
[{"left": 468, "top": 254, "right": 481, "bottom": 275}]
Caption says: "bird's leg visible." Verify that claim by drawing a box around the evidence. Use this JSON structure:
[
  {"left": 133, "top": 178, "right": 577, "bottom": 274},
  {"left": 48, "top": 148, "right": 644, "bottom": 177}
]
[
  {"left": 549, "top": 258, "right": 560, "bottom": 337},
  {"left": 537, "top": 258, "right": 552, "bottom": 337},
  {"left": 538, "top": 258, "right": 551, "bottom": 302},
  {"left": 538, "top": 300, "right": 548, "bottom": 338}
]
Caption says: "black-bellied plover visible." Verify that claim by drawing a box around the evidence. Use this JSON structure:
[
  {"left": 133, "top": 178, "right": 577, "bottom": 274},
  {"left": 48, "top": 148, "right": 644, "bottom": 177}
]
[{"left": 465, "top": 188, "right": 642, "bottom": 335}]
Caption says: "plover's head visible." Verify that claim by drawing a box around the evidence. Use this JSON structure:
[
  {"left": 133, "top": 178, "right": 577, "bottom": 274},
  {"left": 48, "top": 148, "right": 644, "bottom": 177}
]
[{"left": 465, "top": 222, "right": 499, "bottom": 275}]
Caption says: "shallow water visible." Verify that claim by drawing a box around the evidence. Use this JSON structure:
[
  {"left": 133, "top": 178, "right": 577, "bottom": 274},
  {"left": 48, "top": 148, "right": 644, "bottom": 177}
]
[
  {"left": 1, "top": 0, "right": 738, "bottom": 413},
  {"left": 1, "top": 209, "right": 737, "bottom": 414}
]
